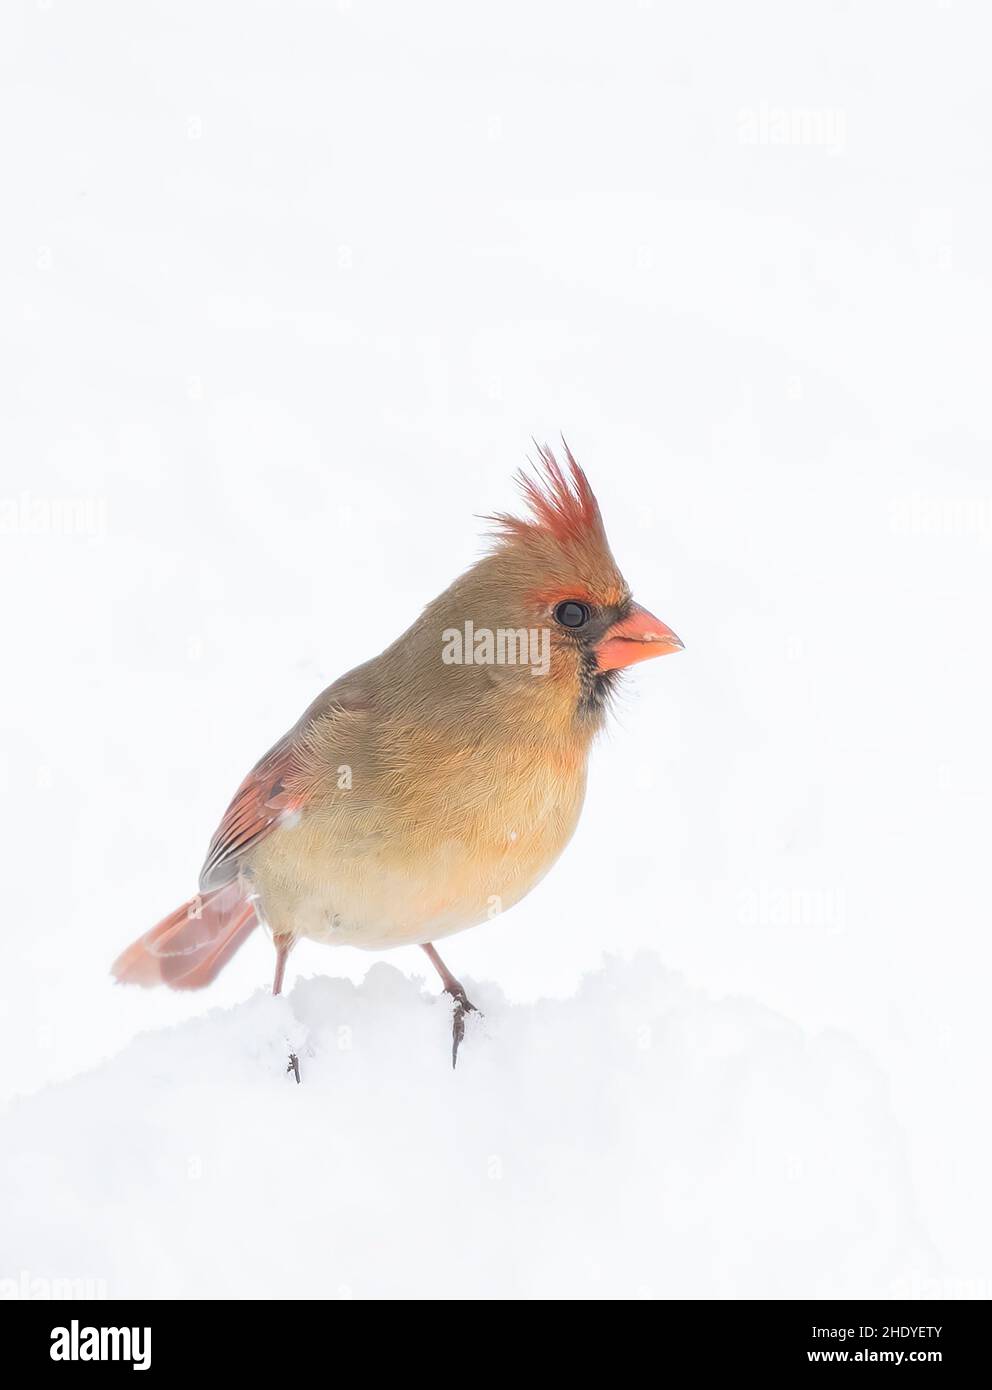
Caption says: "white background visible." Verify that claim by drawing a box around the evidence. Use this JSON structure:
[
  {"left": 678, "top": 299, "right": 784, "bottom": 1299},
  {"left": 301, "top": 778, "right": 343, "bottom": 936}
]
[{"left": 1, "top": 1, "right": 989, "bottom": 1295}]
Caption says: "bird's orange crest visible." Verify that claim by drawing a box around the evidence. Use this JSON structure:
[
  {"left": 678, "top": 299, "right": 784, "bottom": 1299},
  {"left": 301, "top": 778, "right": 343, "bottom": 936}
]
[{"left": 489, "top": 441, "right": 607, "bottom": 548}]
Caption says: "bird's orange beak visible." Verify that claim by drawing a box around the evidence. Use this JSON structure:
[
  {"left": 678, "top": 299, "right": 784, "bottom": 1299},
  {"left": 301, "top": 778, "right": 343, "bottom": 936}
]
[{"left": 595, "top": 603, "right": 684, "bottom": 671}]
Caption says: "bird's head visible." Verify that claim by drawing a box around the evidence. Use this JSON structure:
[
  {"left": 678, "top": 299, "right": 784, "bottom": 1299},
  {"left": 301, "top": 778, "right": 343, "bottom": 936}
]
[
  {"left": 484, "top": 442, "right": 682, "bottom": 723},
  {"left": 387, "top": 443, "right": 682, "bottom": 738}
]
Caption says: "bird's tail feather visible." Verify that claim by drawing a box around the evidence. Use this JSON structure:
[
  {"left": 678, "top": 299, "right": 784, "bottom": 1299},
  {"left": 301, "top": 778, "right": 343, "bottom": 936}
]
[{"left": 112, "top": 881, "right": 257, "bottom": 990}]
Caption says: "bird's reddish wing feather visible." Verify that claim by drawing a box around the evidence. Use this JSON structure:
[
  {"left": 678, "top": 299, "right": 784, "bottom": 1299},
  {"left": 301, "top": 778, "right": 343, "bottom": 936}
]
[
  {"left": 198, "top": 684, "right": 367, "bottom": 893},
  {"left": 199, "top": 734, "right": 304, "bottom": 891}
]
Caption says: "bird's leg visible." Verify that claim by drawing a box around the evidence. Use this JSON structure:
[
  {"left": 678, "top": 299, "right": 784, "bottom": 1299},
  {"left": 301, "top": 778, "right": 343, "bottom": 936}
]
[
  {"left": 272, "top": 935, "right": 292, "bottom": 997},
  {"left": 272, "top": 934, "right": 301, "bottom": 1084},
  {"left": 421, "top": 943, "right": 479, "bottom": 1069}
]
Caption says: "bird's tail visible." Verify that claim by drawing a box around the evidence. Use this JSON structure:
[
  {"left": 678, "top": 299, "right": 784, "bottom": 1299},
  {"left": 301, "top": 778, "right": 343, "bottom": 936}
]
[{"left": 111, "top": 880, "right": 258, "bottom": 990}]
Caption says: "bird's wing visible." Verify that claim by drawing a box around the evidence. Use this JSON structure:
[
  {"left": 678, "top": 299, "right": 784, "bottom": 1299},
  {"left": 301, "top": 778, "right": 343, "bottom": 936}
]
[{"left": 198, "top": 679, "right": 368, "bottom": 893}]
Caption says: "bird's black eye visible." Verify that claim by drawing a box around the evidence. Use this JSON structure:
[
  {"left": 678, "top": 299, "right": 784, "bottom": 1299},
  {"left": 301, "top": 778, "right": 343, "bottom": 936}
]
[{"left": 554, "top": 600, "right": 591, "bottom": 629}]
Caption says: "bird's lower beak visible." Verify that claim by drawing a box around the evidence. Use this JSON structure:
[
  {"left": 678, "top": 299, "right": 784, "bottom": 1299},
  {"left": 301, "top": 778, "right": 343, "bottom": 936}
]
[{"left": 595, "top": 603, "right": 684, "bottom": 671}]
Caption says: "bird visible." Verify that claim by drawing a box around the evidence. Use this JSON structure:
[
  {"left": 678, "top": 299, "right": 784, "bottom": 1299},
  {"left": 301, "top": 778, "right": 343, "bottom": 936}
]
[{"left": 111, "top": 443, "right": 683, "bottom": 1069}]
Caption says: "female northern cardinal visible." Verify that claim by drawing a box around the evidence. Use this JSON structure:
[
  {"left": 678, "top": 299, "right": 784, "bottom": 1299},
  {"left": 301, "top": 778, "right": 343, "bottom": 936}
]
[{"left": 113, "top": 444, "right": 682, "bottom": 1067}]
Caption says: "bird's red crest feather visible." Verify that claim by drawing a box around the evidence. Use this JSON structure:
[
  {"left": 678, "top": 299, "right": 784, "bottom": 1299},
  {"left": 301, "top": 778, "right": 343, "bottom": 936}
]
[{"left": 490, "top": 441, "right": 606, "bottom": 547}]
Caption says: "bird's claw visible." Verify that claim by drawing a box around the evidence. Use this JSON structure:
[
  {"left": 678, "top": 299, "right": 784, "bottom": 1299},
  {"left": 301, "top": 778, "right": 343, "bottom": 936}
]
[
  {"left": 449, "top": 992, "right": 480, "bottom": 1069},
  {"left": 286, "top": 1052, "right": 301, "bottom": 1084}
]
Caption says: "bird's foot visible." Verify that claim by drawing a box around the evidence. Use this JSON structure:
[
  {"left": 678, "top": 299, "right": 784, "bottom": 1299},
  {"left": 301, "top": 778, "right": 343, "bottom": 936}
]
[
  {"left": 286, "top": 1052, "right": 301, "bottom": 1084},
  {"left": 421, "top": 944, "right": 481, "bottom": 1069},
  {"left": 445, "top": 986, "right": 480, "bottom": 1069}
]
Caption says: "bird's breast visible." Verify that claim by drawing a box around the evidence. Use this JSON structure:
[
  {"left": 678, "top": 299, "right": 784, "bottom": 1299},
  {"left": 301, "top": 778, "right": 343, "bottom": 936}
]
[{"left": 249, "top": 738, "right": 589, "bottom": 949}]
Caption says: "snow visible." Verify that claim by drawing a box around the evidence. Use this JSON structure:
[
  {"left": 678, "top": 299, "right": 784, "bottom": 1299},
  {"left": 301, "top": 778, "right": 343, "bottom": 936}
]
[
  {"left": 2, "top": 1, "right": 991, "bottom": 1299},
  {"left": 0, "top": 957, "right": 933, "bottom": 1300}
]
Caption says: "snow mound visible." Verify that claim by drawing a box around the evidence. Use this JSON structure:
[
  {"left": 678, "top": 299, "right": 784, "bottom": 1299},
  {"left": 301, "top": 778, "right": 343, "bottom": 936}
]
[{"left": 0, "top": 957, "right": 933, "bottom": 1299}]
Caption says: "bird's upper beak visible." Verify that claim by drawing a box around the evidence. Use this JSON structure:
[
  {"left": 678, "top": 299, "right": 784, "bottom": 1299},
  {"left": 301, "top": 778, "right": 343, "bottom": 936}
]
[{"left": 595, "top": 603, "right": 684, "bottom": 671}]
